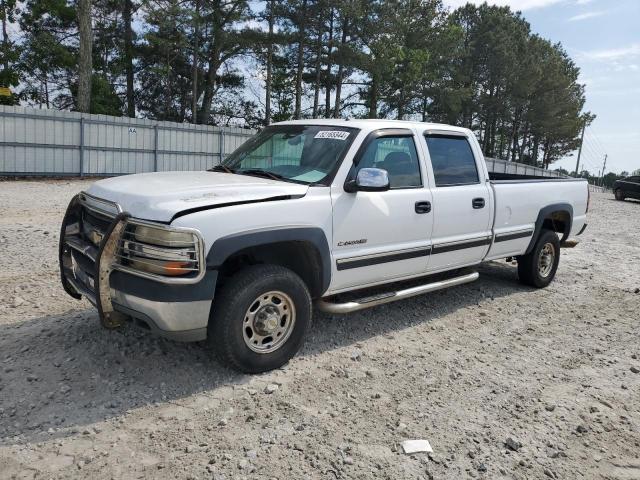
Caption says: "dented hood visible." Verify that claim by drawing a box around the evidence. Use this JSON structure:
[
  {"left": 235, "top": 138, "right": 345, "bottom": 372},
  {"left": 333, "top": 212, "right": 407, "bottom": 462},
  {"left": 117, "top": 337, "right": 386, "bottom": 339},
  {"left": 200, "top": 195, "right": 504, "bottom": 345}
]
[{"left": 87, "top": 171, "right": 308, "bottom": 223}]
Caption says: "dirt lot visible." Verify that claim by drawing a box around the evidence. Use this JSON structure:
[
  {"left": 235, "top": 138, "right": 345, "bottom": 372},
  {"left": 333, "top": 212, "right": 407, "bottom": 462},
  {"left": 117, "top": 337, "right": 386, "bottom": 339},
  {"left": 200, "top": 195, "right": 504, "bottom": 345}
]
[{"left": 0, "top": 179, "right": 639, "bottom": 480}]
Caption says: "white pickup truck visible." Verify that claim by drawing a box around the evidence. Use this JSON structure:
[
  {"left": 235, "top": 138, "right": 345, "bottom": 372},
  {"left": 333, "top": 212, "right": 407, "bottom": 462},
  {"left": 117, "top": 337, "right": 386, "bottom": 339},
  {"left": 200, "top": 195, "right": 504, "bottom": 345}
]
[{"left": 59, "top": 120, "right": 589, "bottom": 372}]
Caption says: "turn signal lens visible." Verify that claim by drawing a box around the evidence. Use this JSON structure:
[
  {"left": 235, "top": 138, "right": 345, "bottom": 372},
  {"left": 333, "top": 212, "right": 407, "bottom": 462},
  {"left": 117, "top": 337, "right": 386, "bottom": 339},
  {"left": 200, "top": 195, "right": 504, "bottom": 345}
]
[{"left": 162, "top": 261, "right": 194, "bottom": 276}]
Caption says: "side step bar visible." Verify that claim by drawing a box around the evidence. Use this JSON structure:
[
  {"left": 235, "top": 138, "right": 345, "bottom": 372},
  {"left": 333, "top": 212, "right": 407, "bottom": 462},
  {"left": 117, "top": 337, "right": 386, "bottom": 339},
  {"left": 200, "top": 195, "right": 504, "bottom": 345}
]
[{"left": 316, "top": 271, "right": 479, "bottom": 314}]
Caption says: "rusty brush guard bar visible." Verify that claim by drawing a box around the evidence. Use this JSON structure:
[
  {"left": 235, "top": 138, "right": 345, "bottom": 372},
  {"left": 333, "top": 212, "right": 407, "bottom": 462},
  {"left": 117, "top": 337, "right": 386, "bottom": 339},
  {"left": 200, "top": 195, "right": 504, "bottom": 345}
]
[
  {"left": 94, "top": 212, "right": 130, "bottom": 329},
  {"left": 59, "top": 196, "right": 131, "bottom": 329}
]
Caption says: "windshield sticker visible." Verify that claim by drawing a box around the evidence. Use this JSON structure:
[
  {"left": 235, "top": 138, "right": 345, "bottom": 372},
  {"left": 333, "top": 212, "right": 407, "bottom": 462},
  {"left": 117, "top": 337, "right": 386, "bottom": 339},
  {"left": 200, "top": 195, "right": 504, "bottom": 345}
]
[
  {"left": 314, "top": 130, "right": 350, "bottom": 140},
  {"left": 291, "top": 170, "right": 326, "bottom": 182}
]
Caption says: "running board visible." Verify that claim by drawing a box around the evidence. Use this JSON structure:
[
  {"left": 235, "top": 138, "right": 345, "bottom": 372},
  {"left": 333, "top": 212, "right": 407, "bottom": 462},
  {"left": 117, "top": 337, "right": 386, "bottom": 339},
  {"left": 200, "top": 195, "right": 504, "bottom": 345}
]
[{"left": 316, "top": 271, "right": 479, "bottom": 314}]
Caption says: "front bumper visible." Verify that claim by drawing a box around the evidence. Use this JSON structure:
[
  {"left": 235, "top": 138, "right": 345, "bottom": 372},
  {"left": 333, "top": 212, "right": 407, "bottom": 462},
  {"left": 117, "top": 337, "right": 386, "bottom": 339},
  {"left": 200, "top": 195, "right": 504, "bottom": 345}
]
[{"left": 59, "top": 194, "right": 214, "bottom": 342}]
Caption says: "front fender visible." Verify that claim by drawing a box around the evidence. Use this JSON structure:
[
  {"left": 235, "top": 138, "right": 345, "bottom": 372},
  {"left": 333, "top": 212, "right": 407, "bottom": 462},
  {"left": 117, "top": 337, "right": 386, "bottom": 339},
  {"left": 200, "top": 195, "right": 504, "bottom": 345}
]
[{"left": 206, "top": 227, "right": 332, "bottom": 294}]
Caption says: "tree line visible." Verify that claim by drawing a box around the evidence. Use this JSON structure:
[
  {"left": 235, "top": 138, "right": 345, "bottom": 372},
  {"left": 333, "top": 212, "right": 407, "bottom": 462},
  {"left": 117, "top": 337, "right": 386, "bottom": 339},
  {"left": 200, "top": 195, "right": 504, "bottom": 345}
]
[{"left": 0, "top": 0, "right": 590, "bottom": 168}]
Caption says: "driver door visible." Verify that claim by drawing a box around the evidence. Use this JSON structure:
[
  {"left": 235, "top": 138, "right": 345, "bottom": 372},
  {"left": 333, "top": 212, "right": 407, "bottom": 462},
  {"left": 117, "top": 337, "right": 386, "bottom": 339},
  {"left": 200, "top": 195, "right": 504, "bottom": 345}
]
[{"left": 330, "top": 129, "right": 434, "bottom": 292}]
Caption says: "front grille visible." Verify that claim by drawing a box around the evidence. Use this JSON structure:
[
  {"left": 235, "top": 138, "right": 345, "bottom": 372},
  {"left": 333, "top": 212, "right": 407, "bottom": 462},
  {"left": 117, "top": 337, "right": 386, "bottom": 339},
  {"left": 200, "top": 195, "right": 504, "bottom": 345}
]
[
  {"left": 60, "top": 193, "right": 121, "bottom": 303},
  {"left": 82, "top": 208, "right": 113, "bottom": 247}
]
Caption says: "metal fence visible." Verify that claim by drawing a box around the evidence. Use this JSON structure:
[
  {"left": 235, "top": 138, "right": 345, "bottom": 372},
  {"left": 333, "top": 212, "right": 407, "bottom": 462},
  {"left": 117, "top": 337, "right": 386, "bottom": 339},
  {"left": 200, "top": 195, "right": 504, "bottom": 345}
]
[
  {"left": 485, "top": 157, "right": 565, "bottom": 178},
  {"left": 0, "top": 106, "right": 566, "bottom": 179},
  {"left": 0, "top": 106, "right": 256, "bottom": 176},
  {"left": 588, "top": 184, "right": 608, "bottom": 193}
]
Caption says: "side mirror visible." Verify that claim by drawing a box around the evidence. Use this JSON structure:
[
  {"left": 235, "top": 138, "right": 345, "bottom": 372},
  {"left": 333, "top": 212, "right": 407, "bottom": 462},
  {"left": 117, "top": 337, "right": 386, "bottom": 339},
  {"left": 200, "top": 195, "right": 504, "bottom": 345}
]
[{"left": 345, "top": 168, "right": 390, "bottom": 193}]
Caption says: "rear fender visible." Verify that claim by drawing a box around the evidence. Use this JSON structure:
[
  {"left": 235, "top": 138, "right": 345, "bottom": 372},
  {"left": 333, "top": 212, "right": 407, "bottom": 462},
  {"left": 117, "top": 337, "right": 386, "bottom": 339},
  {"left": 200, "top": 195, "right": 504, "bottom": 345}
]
[{"left": 525, "top": 203, "right": 573, "bottom": 254}]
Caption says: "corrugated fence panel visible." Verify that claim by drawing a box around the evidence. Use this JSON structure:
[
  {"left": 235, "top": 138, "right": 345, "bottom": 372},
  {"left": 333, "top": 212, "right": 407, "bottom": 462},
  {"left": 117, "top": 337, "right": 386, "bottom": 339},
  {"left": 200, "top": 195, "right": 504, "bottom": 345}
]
[
  {"left": 1, "top": 107, "right": 564, "bottom": 179},
  {"left": 225, "top": 130, "right": 252, "bottom": 156},
  {"left": 486, "top": 157, "right": 564, "bottom": 178},
  {"left": 0, "top": 106, "right": 256, "bottom": 176},
  {"left": 85, "top": 121, "right": 155, "bottom": 151},
  {"left": 0, "top": 145, "right": 80, "bottom": 174},
  {"left": 85, "top": 149, "right": 154, "bottom": 175},
  {"left": 157, "top": 153, "right": 214, "bottom": 172},
  {"left": 157, "top": 127, "right": 218, "bottom": 156}
]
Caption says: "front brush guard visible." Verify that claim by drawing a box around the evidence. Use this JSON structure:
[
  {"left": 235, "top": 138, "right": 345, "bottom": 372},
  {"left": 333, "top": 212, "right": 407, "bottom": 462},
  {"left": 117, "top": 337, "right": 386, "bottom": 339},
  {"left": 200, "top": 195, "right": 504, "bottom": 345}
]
[
  {"left": 94, "top": 212, "right": 130, "bottom": 329},
  {"left": 58, "top": 197, "right": 130, "bottom": 329}
]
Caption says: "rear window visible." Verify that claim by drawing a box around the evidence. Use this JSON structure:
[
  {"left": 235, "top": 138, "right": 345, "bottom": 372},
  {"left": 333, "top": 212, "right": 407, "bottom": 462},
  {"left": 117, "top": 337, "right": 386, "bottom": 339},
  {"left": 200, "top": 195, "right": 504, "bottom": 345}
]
[{"left": 425, "top": 135, "right": 479, "bottom": 187}]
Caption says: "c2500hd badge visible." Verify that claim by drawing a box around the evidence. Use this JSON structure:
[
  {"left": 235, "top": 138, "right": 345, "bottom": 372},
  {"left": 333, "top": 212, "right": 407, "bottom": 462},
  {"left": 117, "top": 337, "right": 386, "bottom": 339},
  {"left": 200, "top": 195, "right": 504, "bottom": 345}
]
[{"left": 337, "top": 239, "right": 367, "bottom": 247}]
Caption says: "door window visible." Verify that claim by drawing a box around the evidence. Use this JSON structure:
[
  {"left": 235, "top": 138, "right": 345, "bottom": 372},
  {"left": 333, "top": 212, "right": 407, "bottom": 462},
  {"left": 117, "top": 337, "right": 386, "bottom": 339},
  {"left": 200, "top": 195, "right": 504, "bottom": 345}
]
[
  {"left": 425, "top": 135, "right": 479, "bottom": 187},
  {"left": 355, "top": 136, "right": 422, "bottom": 189}
]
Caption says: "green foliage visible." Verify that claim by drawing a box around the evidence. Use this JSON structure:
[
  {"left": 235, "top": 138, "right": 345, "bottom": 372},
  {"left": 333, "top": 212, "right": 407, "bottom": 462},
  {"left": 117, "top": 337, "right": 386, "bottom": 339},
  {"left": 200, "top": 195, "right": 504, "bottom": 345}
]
[
  {"left": 427, "top": 3, "right": 587, "bottom": 167},
  {"left": 0, "top": 0, "right": 20, "bottom": 100},
  {"left": 2, "top": 0, "right": 590, "bottom": 168}
]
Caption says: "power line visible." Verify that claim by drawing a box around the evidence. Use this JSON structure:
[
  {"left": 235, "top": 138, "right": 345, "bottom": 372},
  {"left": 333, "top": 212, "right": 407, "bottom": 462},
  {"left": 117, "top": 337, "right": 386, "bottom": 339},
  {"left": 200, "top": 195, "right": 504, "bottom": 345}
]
[
  {"left": 573, "top": 120, "right": 586, "bottom": 175},
  {"left": 582, "top": 137, "right": 605, "bottom": 159},
  {"left": 586, "top": 126, "right": 608, "bottom": 154}
]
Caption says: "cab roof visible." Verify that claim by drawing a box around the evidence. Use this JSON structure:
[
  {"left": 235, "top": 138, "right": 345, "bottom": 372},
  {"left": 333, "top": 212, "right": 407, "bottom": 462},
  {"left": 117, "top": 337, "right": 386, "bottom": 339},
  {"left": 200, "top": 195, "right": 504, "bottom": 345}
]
[{"left": 273, "top": 118, "right": 472, "bottom": 136}]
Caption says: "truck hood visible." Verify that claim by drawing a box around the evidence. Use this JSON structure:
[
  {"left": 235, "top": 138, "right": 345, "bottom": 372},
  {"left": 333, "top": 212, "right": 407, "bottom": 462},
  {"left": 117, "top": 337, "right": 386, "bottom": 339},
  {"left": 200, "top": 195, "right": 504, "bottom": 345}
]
[{"left": 87, "top": 171, "right": 308, "bottom": 223}]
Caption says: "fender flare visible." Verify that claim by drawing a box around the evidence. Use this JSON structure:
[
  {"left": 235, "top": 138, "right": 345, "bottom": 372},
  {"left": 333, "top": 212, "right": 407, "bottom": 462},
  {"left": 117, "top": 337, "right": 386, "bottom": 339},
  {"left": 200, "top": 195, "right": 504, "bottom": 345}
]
[
  {"left": 525, "top": 203, "right": 573, "bottom": 254},
  {"left": 206, "top": 227, "right": 332, "bottom": 295}
]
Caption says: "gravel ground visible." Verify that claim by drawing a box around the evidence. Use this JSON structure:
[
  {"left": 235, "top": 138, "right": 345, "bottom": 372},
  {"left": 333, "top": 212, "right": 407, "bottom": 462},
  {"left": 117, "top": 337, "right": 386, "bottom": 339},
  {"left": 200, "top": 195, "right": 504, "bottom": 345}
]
[{"left": 0, "top": 179, "right": 639, "bottom": 480}]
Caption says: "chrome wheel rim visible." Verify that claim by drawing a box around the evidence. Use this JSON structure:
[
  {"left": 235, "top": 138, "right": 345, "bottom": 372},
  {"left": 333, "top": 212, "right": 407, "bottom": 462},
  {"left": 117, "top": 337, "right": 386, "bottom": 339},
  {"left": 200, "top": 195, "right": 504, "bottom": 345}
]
[
  {"left": 538, "top": 242, "right": 556, "bottom": 278},
  {"left": 242, "top": 291, "right": 296, "bottom": 354}
]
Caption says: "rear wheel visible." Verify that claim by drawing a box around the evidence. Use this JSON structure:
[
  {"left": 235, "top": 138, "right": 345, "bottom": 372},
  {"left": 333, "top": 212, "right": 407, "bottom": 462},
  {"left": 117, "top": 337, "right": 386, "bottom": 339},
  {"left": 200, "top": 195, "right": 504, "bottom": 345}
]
[
  {"left": 208, "top": 264, "right": 312, "bottom": 373},
  {"left": 517, "top": 229, "right": 560, "bottom": 288},
  {"left": 615, "top": 189, "right": 625, "bottom": 201}
]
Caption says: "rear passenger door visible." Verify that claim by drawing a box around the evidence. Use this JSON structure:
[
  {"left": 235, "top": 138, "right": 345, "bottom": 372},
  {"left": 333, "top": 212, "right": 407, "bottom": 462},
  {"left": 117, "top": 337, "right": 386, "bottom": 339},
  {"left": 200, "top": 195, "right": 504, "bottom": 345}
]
[{"left": 422, "top": 132, "right": 492, "bottom": 272}]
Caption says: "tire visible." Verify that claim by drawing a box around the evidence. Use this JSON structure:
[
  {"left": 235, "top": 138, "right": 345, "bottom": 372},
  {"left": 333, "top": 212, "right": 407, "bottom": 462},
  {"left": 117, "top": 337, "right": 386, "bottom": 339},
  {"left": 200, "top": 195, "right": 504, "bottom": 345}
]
[
  {"left": 517, "top": 229, "right": 560, "bottom": 288},
  {"left": 208, "top": 264, "right": 312, "bottom": 373},
  {"left": 615, "top": 189, "right": 625, "bottom": 201}
]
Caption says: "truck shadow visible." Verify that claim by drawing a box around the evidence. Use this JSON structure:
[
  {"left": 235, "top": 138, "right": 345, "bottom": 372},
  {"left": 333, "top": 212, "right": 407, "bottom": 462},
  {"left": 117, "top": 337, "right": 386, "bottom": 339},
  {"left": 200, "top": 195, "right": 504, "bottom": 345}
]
[{"left": 0, "top": 261, "right": 526, "bottom": 446}]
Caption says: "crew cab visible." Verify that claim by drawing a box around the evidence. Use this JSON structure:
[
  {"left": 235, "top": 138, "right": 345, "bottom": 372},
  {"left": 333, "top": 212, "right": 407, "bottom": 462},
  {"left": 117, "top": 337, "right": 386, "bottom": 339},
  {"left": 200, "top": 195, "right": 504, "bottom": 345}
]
[{"left": 59, "top": 120, "right": 589, "bottom": 372}]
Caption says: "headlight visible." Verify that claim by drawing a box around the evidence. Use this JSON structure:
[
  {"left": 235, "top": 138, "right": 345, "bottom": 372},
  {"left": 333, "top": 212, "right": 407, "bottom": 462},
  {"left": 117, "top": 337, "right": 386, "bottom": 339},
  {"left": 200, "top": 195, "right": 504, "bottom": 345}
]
[
  {"left": 116, "top": 221, "right": 204, "bottom": 281},
  {"left": 133, "top": 225, "right": 195, "bottom": 247}
]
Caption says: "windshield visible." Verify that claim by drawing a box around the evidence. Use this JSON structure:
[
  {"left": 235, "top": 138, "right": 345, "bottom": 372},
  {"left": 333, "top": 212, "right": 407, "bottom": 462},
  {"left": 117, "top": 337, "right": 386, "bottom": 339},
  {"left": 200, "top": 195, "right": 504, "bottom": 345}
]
[{"left": 220, "top": 125, "right": 358, "bottom": 185}]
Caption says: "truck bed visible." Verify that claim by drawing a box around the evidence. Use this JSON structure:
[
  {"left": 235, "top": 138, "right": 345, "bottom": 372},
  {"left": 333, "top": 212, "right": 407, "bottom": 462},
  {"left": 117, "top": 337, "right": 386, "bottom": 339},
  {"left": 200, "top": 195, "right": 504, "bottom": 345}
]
[{"left": 484, "top": 177, "right": 588, "bottom": 261}]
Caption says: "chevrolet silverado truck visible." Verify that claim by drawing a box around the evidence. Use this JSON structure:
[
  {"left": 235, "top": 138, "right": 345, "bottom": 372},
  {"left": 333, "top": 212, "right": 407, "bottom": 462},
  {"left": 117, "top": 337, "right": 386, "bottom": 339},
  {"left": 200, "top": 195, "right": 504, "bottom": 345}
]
[{"left": 59, "top": 120, "right": 589, "bottom": 373}]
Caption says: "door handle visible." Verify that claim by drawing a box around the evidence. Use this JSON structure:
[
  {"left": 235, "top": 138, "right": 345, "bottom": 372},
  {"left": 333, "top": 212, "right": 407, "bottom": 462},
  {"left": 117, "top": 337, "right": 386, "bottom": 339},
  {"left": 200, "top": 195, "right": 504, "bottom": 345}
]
[
  {"left": 415, "top": 201, "right": 431, "bottom": 214},
  {"left": 472, "top": 198, "right": 485, "bottom": 209}
]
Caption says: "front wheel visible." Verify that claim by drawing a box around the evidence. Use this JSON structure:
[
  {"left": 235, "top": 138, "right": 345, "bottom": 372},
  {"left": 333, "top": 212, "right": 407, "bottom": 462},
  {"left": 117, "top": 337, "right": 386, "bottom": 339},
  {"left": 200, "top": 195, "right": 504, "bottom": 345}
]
[
  {"left": 615, "top": 189, "right": 625, "bottom": 201},
  {"left": 517, "top": 229, "right": 560, "bottom": 288},
  {"left": 208, "top": 265, "right": 312, "bottom": 373}
]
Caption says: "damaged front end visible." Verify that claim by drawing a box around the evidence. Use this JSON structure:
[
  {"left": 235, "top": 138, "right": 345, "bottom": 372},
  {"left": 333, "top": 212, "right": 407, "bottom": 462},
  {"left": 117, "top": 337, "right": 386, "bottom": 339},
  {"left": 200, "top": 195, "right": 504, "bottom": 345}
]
[
  {"left": 59, "top": 193, "right": 130, "bottom": 328},
  {"left": 59, "top": 192, "right": 210, "bottom": 338}
]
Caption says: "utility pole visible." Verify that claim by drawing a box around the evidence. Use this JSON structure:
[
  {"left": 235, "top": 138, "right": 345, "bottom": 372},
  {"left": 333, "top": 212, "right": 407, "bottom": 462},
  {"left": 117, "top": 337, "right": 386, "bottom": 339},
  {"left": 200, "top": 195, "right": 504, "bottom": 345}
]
[
  {"left": 574, "top": 120, "right": 586, "bottom": 176},
  {"left": 600, "top": 154, "right": 608, "bottom": 187}
]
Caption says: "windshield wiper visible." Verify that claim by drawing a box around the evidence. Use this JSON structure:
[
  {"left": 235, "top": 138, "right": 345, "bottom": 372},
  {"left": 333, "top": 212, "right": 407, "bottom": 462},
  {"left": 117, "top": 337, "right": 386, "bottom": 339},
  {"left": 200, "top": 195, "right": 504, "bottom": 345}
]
[
  {"left": 208, "top": 164, "right": 236, "bottom": 173},
  {"left": 238, "top": 169, "right": 287, "bottom": 182}
]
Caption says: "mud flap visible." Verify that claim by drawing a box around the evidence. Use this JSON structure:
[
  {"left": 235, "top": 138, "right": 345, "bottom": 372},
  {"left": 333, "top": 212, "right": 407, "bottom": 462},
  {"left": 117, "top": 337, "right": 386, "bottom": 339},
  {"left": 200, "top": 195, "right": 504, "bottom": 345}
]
[{"left": 95, "top": 212, "right": 130, "bottom": 329}]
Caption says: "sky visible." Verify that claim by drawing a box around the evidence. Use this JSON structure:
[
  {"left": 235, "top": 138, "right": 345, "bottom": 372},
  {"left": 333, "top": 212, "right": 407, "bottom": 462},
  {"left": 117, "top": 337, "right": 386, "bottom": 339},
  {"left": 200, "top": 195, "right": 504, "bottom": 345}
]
[{"left": 443, "top": 0, "right": 640, "bottom": 175}]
